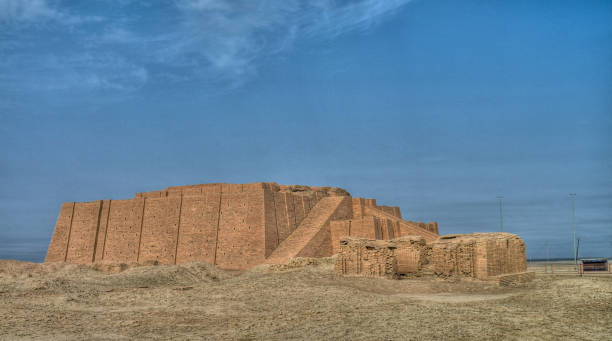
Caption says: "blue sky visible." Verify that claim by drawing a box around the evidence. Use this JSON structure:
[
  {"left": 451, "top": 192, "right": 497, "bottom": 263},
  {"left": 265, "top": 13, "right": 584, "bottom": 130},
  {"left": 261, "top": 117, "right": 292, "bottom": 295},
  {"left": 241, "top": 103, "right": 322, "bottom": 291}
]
[{"left": 1, "top": 0, "right": 611, "bottom": 261}]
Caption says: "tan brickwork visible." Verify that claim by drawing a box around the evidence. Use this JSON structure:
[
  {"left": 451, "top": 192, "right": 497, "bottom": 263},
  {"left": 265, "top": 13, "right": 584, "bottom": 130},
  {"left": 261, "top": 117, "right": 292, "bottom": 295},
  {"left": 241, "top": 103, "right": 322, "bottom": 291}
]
[
  {"left": 47, "top": 182, "right": 446, "bottom": 271},
  {"left": 66, "top": 201, "right": 102, "bottom": 263},
  {"left": 93, "top": 200, "right": 111, "bottom": 262},
  {"left": 138, "top": 197, "right": 181, "bottom": 264},
  {"left": 102, "top": 198, "right": 145, "bottom": 263},
  {"left": 429, "top": 233, "right": 527, "bottom": 280},
  {"left": 394, "top": 236, "right": 428, "bottom": 275},
  {"left": 265, "top": 196, "right": 352, "bottom": 263},
  {"left": 333, "top": 237, "right": 398, "bottom": 279},
  {"left": 334, "top": 233, "right": 529, "bottom": 283},
  {"left": 45, "top": 202, "right": 75, "bottom": 262},
  {"left": 215, "top": 191, "right": 267, "bottom": 270},
  {"left": 175, "top": 191, "right": 220, "bottom": 264}
]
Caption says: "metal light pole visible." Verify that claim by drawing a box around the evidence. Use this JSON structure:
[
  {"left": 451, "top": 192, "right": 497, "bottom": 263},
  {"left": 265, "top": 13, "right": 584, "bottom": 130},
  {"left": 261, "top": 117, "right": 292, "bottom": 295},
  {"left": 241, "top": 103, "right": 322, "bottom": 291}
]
[
  {"left": 569, "top": 193, "right": 577, "bottom": 269},
  {"left": 546, "top": 241, "right": 550, "bottom": 273},
  {"left": 496, "top": 196, "right": 504, "bottom": 232}
]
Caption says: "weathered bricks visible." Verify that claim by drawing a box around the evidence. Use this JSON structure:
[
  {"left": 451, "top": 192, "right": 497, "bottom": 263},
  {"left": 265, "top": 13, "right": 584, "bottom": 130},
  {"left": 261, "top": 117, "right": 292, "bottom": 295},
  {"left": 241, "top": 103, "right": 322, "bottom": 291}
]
[
  {"left": 93, "top": 200, "right": 111, "bottom": 262},
  {"left": 334, "top": 237, "right": 398, "bottom": 279},
  {"left": 138, "top": 197, "right": 181, "bottom": 264},
  {"left": 46, "top": 182, "right": 446, "bottom": 272},
  {"left": 102, "top": 198, "right": 145, "bottom": 263},
  {"left": 265, "top": 196, "right": 352, "bottom": 263},
  {"left": 429, "top": 233, "right": 527, "bottom": 280},
  {"left": 66, "top": 201, "right": 102, "bottom": 263},
  {"left": 334, "top": 233, "right": 530, "bottom": 283},
  {"left": 45, "top": 202, "right": 74, "bottom": 262}
]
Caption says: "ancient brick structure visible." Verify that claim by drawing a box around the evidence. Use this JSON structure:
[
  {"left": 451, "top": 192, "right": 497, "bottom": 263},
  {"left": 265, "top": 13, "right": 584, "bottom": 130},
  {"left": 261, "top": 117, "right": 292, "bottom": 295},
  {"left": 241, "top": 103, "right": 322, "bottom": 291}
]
[
  {"left": 46, "top": 182, "right": 440, "bottom": 270},
  {"left": 429, "top": 233, "right": 527, "bottom": 280},
  {"left": 333, "top": 237, "right": 399, "bottom": 279},
  {"left": 334, "top": 233, "right": 533, "bottom": 283}
]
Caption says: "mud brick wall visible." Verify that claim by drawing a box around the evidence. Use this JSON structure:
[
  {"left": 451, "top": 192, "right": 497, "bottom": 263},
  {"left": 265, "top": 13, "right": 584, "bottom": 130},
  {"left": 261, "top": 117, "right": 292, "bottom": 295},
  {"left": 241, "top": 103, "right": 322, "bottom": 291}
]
[
  {"left": 263, "top": 188, "right": 278, "bottom": 257},
  {"left": 330, "top": 220, "right": 350, "bottom": 254},
  {"left": 135, "top": 190, "right": 167, "bottom": 199},
  {"left": 397, "top": 221, "right": 439, "bottom": 242},
  {"left": 93, "top": 200, "right": 111, "bottom": 262},
  {"left": 47, "top": 182, "right": 344, "bottom": 269},
  {"left": 352, "top": 198, "right": 402, "bottom": 219},
  {"left": 335, "top": 233, "right": 528, "bottom": 281},
  {"left": 273, "top": 192, "right": 291, "bottom": 243},
  {"left": 215, "top": 189, "right": 266, "bottom": 270},
  {"left": 46, "top": 203, "right": 74, "bottom": 262},
  {"left": 394, "top": 236, "right": 428, "bottom": 275},
  {"left": 378, "top": 206, "right": 402, "bottom": 219},
  {"left": 175, "top": 190, "right": 221, "bottom": 264},
  {"left": 351, "top": 198, "right": 366, "bottom": 218},
  {"left": 330, "top": 216, "right": 382, "bottom": 254},
  {"left": 334, "top": 237, "right": 398, "bottom": 279},
  {"left": 65, "top": 201, "right": 103, "bottom": 263},
  {"left": 430, "top": 233, "right": 527, "bottom": 279},
  {"left": 138, "top": 197, "right": 182, "bottom": 264},
  {"left": 414, "top": 222, "right": 439, "bottom": 234},
  {"left": 480, "top": 234, "right": 527, "bottom": 277},
  {"left": 330, "top": 215, "right": 431, "bottom": 255},
  {"left": 430, "top": 236, "right": 479, "bottom": 278},
  {"left": 362, "top": 206, "right": 439, "bottom": 242},
  {"left": 379, "top": 218, "right": 396, "bottom": 240},
  {"left": 47, "top": 181, "right": 446, "bottom": 271},
  {"left": 102, "top": 198, "right": 145, "bottom": 262}
]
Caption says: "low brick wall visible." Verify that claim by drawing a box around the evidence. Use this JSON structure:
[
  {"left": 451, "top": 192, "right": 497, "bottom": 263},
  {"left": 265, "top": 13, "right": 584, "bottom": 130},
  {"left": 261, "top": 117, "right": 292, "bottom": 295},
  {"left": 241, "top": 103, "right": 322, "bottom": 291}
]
[
  {"left": 333, "top": 237, "right": 398, "bottom": 279},
  {"left": 335, "top": 233, "right": 531, "bottom": 284}
]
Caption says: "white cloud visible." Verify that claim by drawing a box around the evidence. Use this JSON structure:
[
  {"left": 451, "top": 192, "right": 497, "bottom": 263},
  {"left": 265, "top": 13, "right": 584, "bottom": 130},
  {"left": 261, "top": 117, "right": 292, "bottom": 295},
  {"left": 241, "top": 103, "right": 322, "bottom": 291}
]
[
  {"left": 0, "top": 0, "right": 59, "bottom": 23},
  {"left": 159, "top": 0, "right": 413, "bottom": 86},
  {"left": 0, "top": 0, "right": 413, "bottom": 99},
  {"left": 0, "top": 0, "right": 101, "bottom": 25}
]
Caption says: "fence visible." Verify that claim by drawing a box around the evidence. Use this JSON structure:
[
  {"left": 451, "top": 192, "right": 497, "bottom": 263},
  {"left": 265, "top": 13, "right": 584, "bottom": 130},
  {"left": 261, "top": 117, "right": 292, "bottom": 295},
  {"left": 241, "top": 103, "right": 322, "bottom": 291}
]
[{"left": 528, "top": 260, "right": 612, "bottom": 276}]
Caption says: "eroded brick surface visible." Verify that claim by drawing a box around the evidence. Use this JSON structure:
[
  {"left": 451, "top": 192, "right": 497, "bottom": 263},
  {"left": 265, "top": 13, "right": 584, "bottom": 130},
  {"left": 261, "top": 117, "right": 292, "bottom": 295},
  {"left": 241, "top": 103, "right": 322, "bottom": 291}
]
[
  {"left": 334, "top": 233, "right": 530, "bottom": 283},
  {"left": 46, "top": 182, "right": 445, "bottom": 271}
]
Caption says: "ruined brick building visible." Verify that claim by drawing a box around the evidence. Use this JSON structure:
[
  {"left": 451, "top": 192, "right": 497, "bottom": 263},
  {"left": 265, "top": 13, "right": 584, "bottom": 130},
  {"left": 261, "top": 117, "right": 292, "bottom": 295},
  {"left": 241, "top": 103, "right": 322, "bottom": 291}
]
[
  {"left": 46, "top": 182, "right": 530, "bottom": 283},
  {"left": 46, "top": 182, "right": 439, "bottom": 270}
]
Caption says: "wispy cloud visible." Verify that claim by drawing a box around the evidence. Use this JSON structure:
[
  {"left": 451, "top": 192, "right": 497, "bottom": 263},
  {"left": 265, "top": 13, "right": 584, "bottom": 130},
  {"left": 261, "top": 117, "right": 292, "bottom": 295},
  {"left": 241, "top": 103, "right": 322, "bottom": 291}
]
[
  {"left": 163, "top": 0, "right": 413, "bottom": 86},
  {"left": 0, "top": 0, "right": 101, "bottom": 25},
  {"left": 0, "top": 0, "right": 59, "bottom": 23},
  {"left": 0, "top": 0, "right": 413, "bottom": 101}
]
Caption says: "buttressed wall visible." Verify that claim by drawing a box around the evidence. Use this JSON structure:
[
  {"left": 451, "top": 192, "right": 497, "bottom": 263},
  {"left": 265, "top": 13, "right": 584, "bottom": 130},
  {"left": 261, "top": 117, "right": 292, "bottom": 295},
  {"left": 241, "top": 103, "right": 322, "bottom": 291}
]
[{"left": 46, "top": 182, "right": 440, "bottom": 270}]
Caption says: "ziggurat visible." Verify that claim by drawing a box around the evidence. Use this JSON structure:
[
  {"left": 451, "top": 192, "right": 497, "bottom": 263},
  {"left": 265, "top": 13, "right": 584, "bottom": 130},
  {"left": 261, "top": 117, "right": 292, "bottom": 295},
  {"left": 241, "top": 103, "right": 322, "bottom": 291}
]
[{"left": 46, "top": 182, "right": 530, "bottom": 283}]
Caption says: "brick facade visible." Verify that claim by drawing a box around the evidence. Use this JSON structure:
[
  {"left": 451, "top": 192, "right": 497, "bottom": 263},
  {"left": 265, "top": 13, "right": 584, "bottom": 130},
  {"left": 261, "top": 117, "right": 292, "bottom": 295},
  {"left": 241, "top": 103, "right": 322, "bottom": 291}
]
[
  {"left": 46, "top": 182, "right": 440, "bottom": 270},
  {"left": 334, "top": 233, "right": 531, "bottom": 283}
]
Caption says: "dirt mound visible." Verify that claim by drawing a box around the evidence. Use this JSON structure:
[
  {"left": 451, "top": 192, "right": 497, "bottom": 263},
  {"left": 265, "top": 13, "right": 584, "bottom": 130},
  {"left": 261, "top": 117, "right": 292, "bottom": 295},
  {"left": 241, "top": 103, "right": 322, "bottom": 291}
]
[
  {"left": 0, "top": 260, "right": 232, "bottom": 294},
  {"left": 0, "top": 260, "right": 97, "bottom": 278},
  {"left": 249, "top": 256, "right": 336, "bottom": 273}
]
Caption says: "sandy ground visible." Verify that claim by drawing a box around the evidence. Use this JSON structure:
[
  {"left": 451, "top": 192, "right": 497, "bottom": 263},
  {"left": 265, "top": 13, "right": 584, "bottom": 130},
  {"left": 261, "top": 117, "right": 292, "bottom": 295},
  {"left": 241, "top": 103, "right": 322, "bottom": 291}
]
[{"left": 1, "top": 258, "right": 611, "bottom": 340}]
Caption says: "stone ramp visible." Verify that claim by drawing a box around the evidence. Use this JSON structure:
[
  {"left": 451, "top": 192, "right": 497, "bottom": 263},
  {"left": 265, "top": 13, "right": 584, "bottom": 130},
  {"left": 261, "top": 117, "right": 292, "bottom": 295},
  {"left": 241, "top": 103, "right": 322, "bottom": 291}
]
[{"left": 265, "top": 196, "right": 350, "bottom": 264}]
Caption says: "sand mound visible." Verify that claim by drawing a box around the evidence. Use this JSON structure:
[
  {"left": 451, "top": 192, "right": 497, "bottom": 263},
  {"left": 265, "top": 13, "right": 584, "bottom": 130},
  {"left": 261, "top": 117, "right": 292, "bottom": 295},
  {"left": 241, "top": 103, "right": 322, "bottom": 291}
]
[
  {"left": 0, "top": 260, "right": 232, "bottom": 293},
  {"left": 248, "top": 256, "right": 336, "bottom": 273}
]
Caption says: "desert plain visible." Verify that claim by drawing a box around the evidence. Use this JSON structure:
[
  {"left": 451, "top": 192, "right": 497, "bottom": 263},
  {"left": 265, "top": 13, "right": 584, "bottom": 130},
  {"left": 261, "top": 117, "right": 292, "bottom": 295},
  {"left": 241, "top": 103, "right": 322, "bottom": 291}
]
[{"left": 0, "top": 258, "right": 610, "bottom": 340}]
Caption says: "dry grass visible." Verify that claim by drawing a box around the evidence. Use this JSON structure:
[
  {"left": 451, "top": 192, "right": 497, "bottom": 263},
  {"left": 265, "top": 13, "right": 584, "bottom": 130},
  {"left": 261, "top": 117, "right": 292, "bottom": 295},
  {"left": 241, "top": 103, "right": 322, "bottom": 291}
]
[{"left": 1, "top": 259, "right": 611, "bottom": 340}]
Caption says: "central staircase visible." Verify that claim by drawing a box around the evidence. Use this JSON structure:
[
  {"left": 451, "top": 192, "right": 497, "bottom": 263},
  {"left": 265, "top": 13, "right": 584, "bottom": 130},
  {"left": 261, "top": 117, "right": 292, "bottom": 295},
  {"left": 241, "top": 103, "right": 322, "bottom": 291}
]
[{"left": 265, "top": 196, "right": 349, "bottom": 264}]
